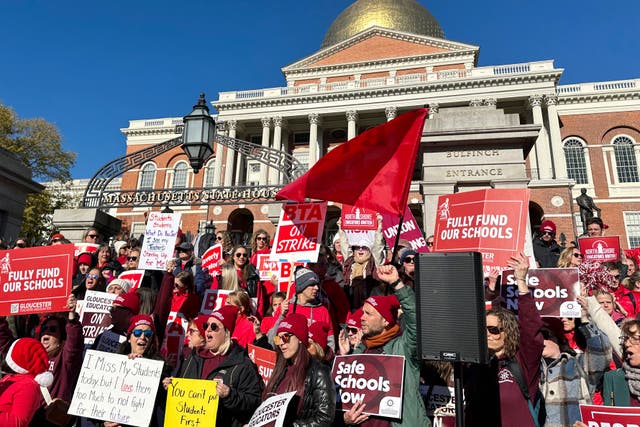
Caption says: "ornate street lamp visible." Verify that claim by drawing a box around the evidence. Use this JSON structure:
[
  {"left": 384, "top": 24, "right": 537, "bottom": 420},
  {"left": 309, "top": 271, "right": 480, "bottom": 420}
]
[{"left": 182, "top": 93, "right": 216, "bottom": 174}]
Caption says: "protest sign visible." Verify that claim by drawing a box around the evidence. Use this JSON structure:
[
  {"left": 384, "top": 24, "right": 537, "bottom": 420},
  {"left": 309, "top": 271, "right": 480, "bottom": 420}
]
[
  {"left": 433, "top": 189, "right": 529, "bottom": 271},
  {"left": 165, "top": 378, "right": 218, "bottom": 427},
  {"left": 578, "top": 236, "right": 621, "bottom": 263},
  {"left": 341, "top": 205, "right": 377, "bottom": 230},
  {"left": 161, "top": 311, "right": 188, "bottom": 375},
  {"left": 118, "top": 269, "right": 145, "bottom": 290},
  {"left": 201, "top": 244, "right": 223, "bottom": 275},
  {"left": 271, "top": 202, "right": 327, "bottom": 263},
  {"left": 580, "top": 403, "right": 640, "bottom": 426},
  {"left": 139, "top": 212, "right": 181, "bottom": 270},
  {"left": 257, "top": 254, "right": 279, "bottom": 281},
  {"left": 382, "top": 206, "right": 428, "bottom": 252},
  {"left": 95, "top": 329, "right": 126, "bottom": 353},
  {"left": 74, "top": 243, "right": 99, "bottom": 257},
  {"left": 81, "top": 291, "right": 117, "bottom": 345},
  {"left": 68, "top": 350, "right": 164, "bottom": 427},
  {"left": 332, "top": 354, "right": 405, "bottom": 418},
  {"left": 247, "top": 391, "right": 297, "bottom": 427},
  {"left": 419, "top": 385, "right": 456, "bottom": 418},
  {"left": 248, "top": 344, "right": 277, "bottom": 384},
  {"left": 277, "top": 261, "right": 307, "bottom": 289},
  {"left": 200, "top": 289, "right": 233, "bottom": 315},
  {"left": 0, "top": 245, "right": 74, "bottom": 316},
  {"left": 499, "top": 268, "right": 581, "bottom": 317}
]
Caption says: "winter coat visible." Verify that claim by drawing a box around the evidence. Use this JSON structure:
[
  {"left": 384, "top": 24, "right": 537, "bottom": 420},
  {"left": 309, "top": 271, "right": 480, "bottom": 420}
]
[
  {"left": 603, "top": 368, "right": 633, "bottom": 406},
  {"left": 172, "top": 257, "right": 209, "bottom": 297},
  {"left": 293, "top": 359, "right": 336, "bottom": 427},
  {"left": 0, "top": 374, "right": 41, "bottom": 427},
  {"left": 533, "top": 237, "right": 562, "bottom": 268}
]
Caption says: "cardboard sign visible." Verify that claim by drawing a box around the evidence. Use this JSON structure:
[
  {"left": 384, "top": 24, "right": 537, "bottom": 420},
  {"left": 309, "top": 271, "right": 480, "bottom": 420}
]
[
  {"left": 332, "top": 354, "right": 405, "bottom": 419},
  {"left": 271, "top": 202, "right": 327, "bottom": 263},
  {"left": 74, "top": 243, "right": 99, "bottom": 257},
  {"left": 165, "top": 378, "right": 218, "bottom": 427},
  {"left": 499, "top": 268, "right": 582, "bottom": 317},
  {"left": 161, "top": 311, "right": 188, "bottom": 375},
  {"left": 118, "top": 270, "right": 145, "bottom": 290},
  {"left": 433, "top": 189, "right": 529, "bottom": 271},
  {"left": 578, "top": 236, "right": 621, "bottom": 263},
  {"left": 95, "top": 329, "right": 126, "bottom": 353},
  {"left": 248, "top": 344, "right": 277, "bottom": 385},
  {"left": 139, "top": 212, "right": 181, "bottom": 270},
  {"left": 247, "top": 391, "right": 297, "bottom": 427},
  {"left": 200, "top": 289, "right": 233, "bottom": 315},
  {"left": 257, "top": 254, "right": 279, "bottom": 281},
  {"left": 68, "top": 350, "right": 164, "bottom": 427},
  {"left": 420, "top": 385, "right": 456, "bottom": 417},
  {"left": 341, "top": 205, "right": 377, "bottom": 230},
  {"left": 81, "top": 291, "right": 117, "bottom": 345},
  {"left": 0, "top": 245, "right": 74, "bottom": 316},
  {"left": 201, "top": 244, "right": 223, "bottom": 275},
  {"left": 382, "top": 206, "right": 428, "bottom": 253},
  {"left": 580, "top": 403, "right": 640, "bottom": 425}
]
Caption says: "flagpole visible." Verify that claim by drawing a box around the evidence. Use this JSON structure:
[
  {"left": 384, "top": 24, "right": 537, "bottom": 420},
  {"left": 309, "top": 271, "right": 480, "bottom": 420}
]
[{"left": 391, "top": 214, "right": 405, "bottom": 265}]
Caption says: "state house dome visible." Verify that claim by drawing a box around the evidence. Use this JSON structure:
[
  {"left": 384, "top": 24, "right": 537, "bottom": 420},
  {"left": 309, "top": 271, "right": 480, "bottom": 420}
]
[{"left": 321, "top": 0, "right": 445, "bottom": 48}]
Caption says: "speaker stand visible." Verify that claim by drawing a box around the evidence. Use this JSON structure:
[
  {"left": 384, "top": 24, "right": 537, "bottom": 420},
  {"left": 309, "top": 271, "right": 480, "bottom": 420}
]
[{"left": 453, "top": 362, "right": 465, "bottom": 427}]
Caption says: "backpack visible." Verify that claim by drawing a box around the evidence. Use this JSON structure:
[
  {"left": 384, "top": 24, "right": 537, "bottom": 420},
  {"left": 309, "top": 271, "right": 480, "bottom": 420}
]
[{"left": 504, "top": 359, "right": 546, "bottom": 427}]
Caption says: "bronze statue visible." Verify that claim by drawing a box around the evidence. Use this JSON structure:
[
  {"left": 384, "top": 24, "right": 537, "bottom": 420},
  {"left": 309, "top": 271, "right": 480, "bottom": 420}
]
[{"left": 576, "top": 188, "right": 601, "bottom": 234}]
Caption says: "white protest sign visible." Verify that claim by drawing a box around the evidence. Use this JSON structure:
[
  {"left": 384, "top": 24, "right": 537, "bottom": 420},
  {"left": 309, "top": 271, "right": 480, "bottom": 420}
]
[
  {"left": 200, "top": 289, "right": 233, "bottom": 315},
  {"left": 257, "top": 254, "right": 279, "bottom": 281},
  {"left": 271, "top": 202, "right": 327, "bottom": 263},
  {"left": 69, "top": 350, "right": 164, "bottom": 427},
  {"left": 248, "top": 391, "right": 297, "bottom": 427},
  {"left": 80, "top": 291, "right": 117, "bottom": 345},
  {"left": 139, "top": 212, "right": 181, "bottom": 270}
]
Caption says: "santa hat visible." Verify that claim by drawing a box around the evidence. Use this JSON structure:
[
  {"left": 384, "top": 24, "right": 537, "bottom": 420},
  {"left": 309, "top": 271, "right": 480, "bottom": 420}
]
[
  {"left": 127, "top": 314, "right": 156, "bottom": 335},
  {"left": 277, "top": 313, "right": 309, "bottom": 344},
  {"left": 309, "top": 321, "right": 330, "bottom": 351},
  {"left": 6, "top": 338, "right": 54, "bottom": 387},
  {"left": 365, "top": 295, "right": 401, "bottom": 326},
  {"left": 106, "top": 278, "right": 132, "bottom": 294},
  {"left": 210, "top": 305, "right": 239, "bottom": 334},
  {"left": 346, "top": 308, "right": 363, "bottom": 329},
  {"left": 113, "top": 292, "right": 140, "bottom": 314}
]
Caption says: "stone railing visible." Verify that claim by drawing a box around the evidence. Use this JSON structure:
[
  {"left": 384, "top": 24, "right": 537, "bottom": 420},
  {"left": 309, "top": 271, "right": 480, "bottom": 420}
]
[{"left": 557, "top": 79, "right": 639, "bottom": 95}]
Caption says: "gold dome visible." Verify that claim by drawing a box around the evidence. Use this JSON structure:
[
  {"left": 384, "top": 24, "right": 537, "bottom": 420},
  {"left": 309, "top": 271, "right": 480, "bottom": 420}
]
[{"left": 321, "top": 0, "right": 444, "bottom": 49}]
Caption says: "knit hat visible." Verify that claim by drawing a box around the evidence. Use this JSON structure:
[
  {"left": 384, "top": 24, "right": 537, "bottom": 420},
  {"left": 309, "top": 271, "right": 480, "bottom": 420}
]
[
  {"left": 114, "top": 240, "right": 128, "bottom": 254},
  {"left": 399, "top": 248, "right": 417, "bottom": 264},
  {"left": 77, "top": 253, "right": 93, "bottom": 266},
  {"left": 348, "top": 232, "right": 374, "bottom": 249},
  {"left": 127, "top": 314, "right": 156, "bottom": 335},
  {"left": 191, "top": 314, "right": 208, "bottom": 337},
  {"left": 106, "top": 278, "right": 132, "bottom": 294},
  {"left": 346, "top": 308, "right": 363, "bottom": 329},
  {"left": 50, "top": 233, "right": 65, "bottom": 241},
  {"left": 295, "top": 266, "right": 320, "bottom": 294},
  {"left": 113, "top": 292, "right": 140, "bottom": 315},
  {"left": 309, "top": 321, "right": 330, "bottom": 351},
  {"left": 540, "top": 220, "right": 556, "bottom": 234},
  {"left": 364, "top": 295, "right": 401, "bottom": 326},
  {"left": 210, "top": 305, "right": 239, "bottom": 334},
  {"left": 176, "top": 242, "right": 194, "bottom": 252},
  {"left": 277, "top": 313, "right": 309, "bottom": 344},
  {"left": 6, "top": 338, "right": 54, "bottom": 387}
]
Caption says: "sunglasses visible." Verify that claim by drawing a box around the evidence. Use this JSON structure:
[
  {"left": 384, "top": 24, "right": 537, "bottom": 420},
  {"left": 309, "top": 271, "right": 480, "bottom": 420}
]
[
  {"left": 346, "top": 327, "right": 359, "bottom": 335},
  {"left": 51, "top": 238, "right": 63, "bottom": 243},
  {"left": 426, "top": 241, "right": 434, "bottom": 247},
  {"left": 127, "top": 256, "right": 138, "bottom": 261},
  {"left": 132, "top": 329, "right": 154, "bottom": 338},
  {"left": 15, "top": 243, "right": 26, "bottom": 248},
  {"left": 235, "top": 253, "right": 248, "bottom": 258},
  {"left": 486, "top": 325, "right": 503, "bottom": 335},
  {"left": 216, "top": 236, "right": 223, "bottom": 241},
  {"left": 541, "top": 230, "right": 554, "bottom": 236},
  {"left": 40, "top": 324, "right": 58, "bottom": 334},
  {"left": 87, "top": 234, "right": 98, "bottom": 239},
  {"left": 275, "top": 332, "right": 294, "bottom": 345},
  {"left": 86, "top": 274, "right": 99, "bottom": 279},
  {"left": 256, "top": 236, "right": 268, "bottom": 241},
  {"left": 203, "top": 322, "right": 222, "bottom": 332},
  {"left": 573, "top": 253, "right": 583, "bottom": 258},
  {"left": 351, "top": 246, "right": 369, "bottom": 251},
  {"left": 403, "top": 257, "right": 415, "bottom": 264}
]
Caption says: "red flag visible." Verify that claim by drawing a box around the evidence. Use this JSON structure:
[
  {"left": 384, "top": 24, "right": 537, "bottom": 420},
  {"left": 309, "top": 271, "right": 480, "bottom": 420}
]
[{"left": 276, "top": 108, "right": 428, "bottom": 216}]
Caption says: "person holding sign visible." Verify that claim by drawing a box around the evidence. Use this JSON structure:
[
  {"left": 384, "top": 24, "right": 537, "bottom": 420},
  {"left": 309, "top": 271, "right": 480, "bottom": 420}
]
[{"left": 263, "top": 312, "right": 336, "bottom": 426}]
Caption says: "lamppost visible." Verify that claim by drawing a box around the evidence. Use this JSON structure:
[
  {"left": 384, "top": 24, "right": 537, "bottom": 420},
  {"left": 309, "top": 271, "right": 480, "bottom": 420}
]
[{"left": 181, "top": 93, "right": 216, "bottom": 174}]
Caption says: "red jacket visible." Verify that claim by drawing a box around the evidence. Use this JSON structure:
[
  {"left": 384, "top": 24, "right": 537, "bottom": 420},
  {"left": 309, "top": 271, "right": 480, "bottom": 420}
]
[{"left": 0, "top": 374, "right": 41, "bottom": 427}]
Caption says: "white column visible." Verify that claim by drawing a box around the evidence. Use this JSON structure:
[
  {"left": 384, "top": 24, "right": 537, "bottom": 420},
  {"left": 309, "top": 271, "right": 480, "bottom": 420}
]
[
  {"left": 583, "top": 146, "right": 595, "bottom": 186},
  {"left": 545, "top": 94, "right": 567, "bottom": 179},
  {"left": 224, "top": 120, "right": 237, "bottom": 186},
  {"left": 270, "top": 116, "right": 286, "bottom": 184},
  {"left": 260, "top": 117, "right": 271, "bottom": 185},
  {"left": 385, "top": 106, "right": 397, "bottom": 122},
  {"left": 428, "top": 103, "right": 439, "bottom": 119},
  {"left": 529, "top": 94, "right": 553, "bottom": 180},
  {"left": 308, "top": 113, "right": 320, "bottom": 167},
  {"left": 212, "top": 122, "right": 225, "bottom": 187},
  {"left": 346, "top": 110, "right": 358, "bottom": 140}
]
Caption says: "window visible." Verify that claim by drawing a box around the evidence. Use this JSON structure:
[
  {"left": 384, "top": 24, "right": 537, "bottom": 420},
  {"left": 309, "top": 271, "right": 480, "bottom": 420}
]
[
  {"left": 294, "top": 132, "right": 310, "bottom": 145},
  {"left": 139, "top": 163, "right": 156, "bottom": 190},
  {"left": 563, "top": 138, "right": 588, "bottom": 184},
  {"left": 613, "top": 136, "right": 639, "bottom": 183},
  {"left": 172, "top": 162, "right": 189, "bottom": 189},
  {"left": 625, "top": 212, "right": 640, "bottom": 248},
  {"left": 250, "top": 163, "right": 260, "bottom": 173},
  {"left": 204, "top": 159, "right": 216, "bottom": 187}
]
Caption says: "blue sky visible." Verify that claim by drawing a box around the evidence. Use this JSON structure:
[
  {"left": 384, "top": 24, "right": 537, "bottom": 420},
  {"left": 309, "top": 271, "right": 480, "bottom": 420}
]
[{"left": 1, "top": 0, "right": 637, "bottom": 180}]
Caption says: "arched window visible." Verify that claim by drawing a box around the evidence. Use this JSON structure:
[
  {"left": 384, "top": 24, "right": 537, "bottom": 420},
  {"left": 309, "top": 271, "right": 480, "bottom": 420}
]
[
  {"left": 172, "top": 162, "right": 189, "bottom": 189},
  {"left": 204, "top": 158, "right": 216, "bottom": 188},
  {"left": 139, "top": 163, "right": 156, "bottom": 190},
  {"left": 563, "top": 138, "right": 588, "bottom": 184},
  {"left": 613, "top": 136, "right": 639, "bottom": 183}
]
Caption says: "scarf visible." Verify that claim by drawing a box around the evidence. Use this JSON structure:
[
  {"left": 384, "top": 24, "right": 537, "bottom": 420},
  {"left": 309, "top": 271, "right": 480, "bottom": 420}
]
[
  {"left": 623, "top": 361, "right": 640, "bottom": 399},
  {"left": 364, "top": 324, "right": 401, "bottom": 349}
]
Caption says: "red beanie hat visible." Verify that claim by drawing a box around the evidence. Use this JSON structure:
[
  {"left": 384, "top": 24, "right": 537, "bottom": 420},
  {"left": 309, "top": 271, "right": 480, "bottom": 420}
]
[
  {"left": 127, "top": 314, "right": 156, "bottom": 335},
  {"left": 6, "top": 338, "right": 54, "bottom": 387},
  {"left": 77, "top": 253, "right": 93, "bottom": 266},
  {"left": 210, "top": 305, "right": 239, "bottom": 334},
  {"left": 364, "top": 295, "right": 400, "bottom": 326},
  {"left": 113, "top": 292, "right": 140, "bottom": 315},
  {"left": 277, "top": 313, "right": 309, "bottom": 344},
  {"left": 309, "top": 321, "right": 330, "bottom": 351},
  {"left": 191, "top": 314, "right": 208, "bottom": 338},
  {"left": 540, "top": 220, "right": 556, "bottom": 234},
  {"left": 346, "top": 308, "right": 363, "bottom": 329}
]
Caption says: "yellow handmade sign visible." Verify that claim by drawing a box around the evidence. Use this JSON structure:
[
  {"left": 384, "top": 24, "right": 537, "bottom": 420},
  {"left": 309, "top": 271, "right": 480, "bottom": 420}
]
[{"left": 165, "top": 378, "right": 218, "bottom": 427}]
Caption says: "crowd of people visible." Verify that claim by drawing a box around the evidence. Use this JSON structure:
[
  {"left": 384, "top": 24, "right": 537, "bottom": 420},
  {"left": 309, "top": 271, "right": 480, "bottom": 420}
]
[{"left": 2, "top": 214, "right": 640, "bottom": 426}]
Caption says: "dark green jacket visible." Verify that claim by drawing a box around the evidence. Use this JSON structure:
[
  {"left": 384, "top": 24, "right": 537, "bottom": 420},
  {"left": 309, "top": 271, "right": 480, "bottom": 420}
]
[{"left": 603, "top": 368, "right": 631, "bottom": 406}]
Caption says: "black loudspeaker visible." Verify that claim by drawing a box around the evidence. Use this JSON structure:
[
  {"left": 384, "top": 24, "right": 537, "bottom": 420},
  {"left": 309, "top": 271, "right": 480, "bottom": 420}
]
[{"left": 414, "top": 252, "right": 489, "bottom": 364}]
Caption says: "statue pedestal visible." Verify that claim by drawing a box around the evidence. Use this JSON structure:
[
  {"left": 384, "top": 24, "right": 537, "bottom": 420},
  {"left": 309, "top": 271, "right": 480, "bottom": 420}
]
[{"left": 52, "top": 208, "right": 121, "bottom": 243}]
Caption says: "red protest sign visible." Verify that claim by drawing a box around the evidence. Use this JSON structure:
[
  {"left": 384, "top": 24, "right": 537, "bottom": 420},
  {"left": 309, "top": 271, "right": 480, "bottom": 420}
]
[
  {"left": 0, "top": 245, "right": 74, "bottom": 316},
  {"left": 332, "top": 354, "right": 405, "bottom": 419},
  {"left": 341, "top": 205, "right": 377, "bottom": 231},
  {"left": 248, "top": 344, "right": 277, "bottom": 385},
  {"left": 74, "top": 243, "right": 99, "bottom": 257},
  {"left": 580, "top": 404, "right": 640, "bottom": 425},
  {"left": 118, "top": 270, "right": 144, "bottom": 290},
  {"left": 578, "top": 236, "right": 620, "bottom": 263},
  {"left": 382, "top": 206, "right": 428, "bottom": 253},
  {"left": 200, "top": 289, "right": 233, "bottom": 315},
  {"left": 271, "top": 202, "right": 327, "bottom": 262},
  {"left": 257, "top": 254, "right": 279, "bottom": 281},
  {"left": 201, "top": 244, "right": 223, "bottom": 275},
  {"left": 499, "top": 268, "right": 581, "bottom": 317},
  {"left": 433, "top": 189, "right": 529, "bottom": 271}
]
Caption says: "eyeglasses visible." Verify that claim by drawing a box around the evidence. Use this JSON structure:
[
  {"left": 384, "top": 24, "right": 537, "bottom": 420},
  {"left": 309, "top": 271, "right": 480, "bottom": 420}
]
[
  {"left": 40, "top": 325, "right": 58, "bottom": 334},
  {"left": 614, "top": 274, "right": 621, "bottom": 280},
  {"left": 51, "top": 238, "right": 62, "bottom": 243},
  {"left": 15, "top": 242, "right": 26, "bottom": 248},
  {"left": 256, "top": 236, "right": 267, "bottom": 241},
  {"left": 132, "top": 329, "right": 154, "bottom": 338},
  {"left": 203, "top": 322, "right": 222, "bottom": 332},
  {"left": 573, "top": 253, "right": 583, "bottom": 258},
  {"left": 127, "top": 256, "right": 138, "bottom": 261},
  {"left": 351, "top": 246, "right": 369, "bottom": 251},
  {"left": 216, "top": 236, "right": 223, "bottom": 241},
  {"left": 426, "top": 241, "right": 434, "bottom": 247},
  {"left": 486, "top": 325, "right": 503, "bottom": 335},
  {"left": 541, "top": 230, "right": 554, "bottom": 236},
  {"left": 346, "top": 327, "right": 359, "bottom": 335},
  {"left": 275, "top": 333, "right": 294, "bottom": 345},
  {"left": 403, "top": 257, "right": 415, "bottom": 264},
  {"left": 235, "top": 253, "right": 248, "bottom": 258},
  {"left": 87, "top": 234, "right": 98, "bottom": 239},
  {"left": 86, "top": 274, "right": 99, "bottom": 279},
  {"left": 621, "top": 335, "right": 640, "bottom": 345}
]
